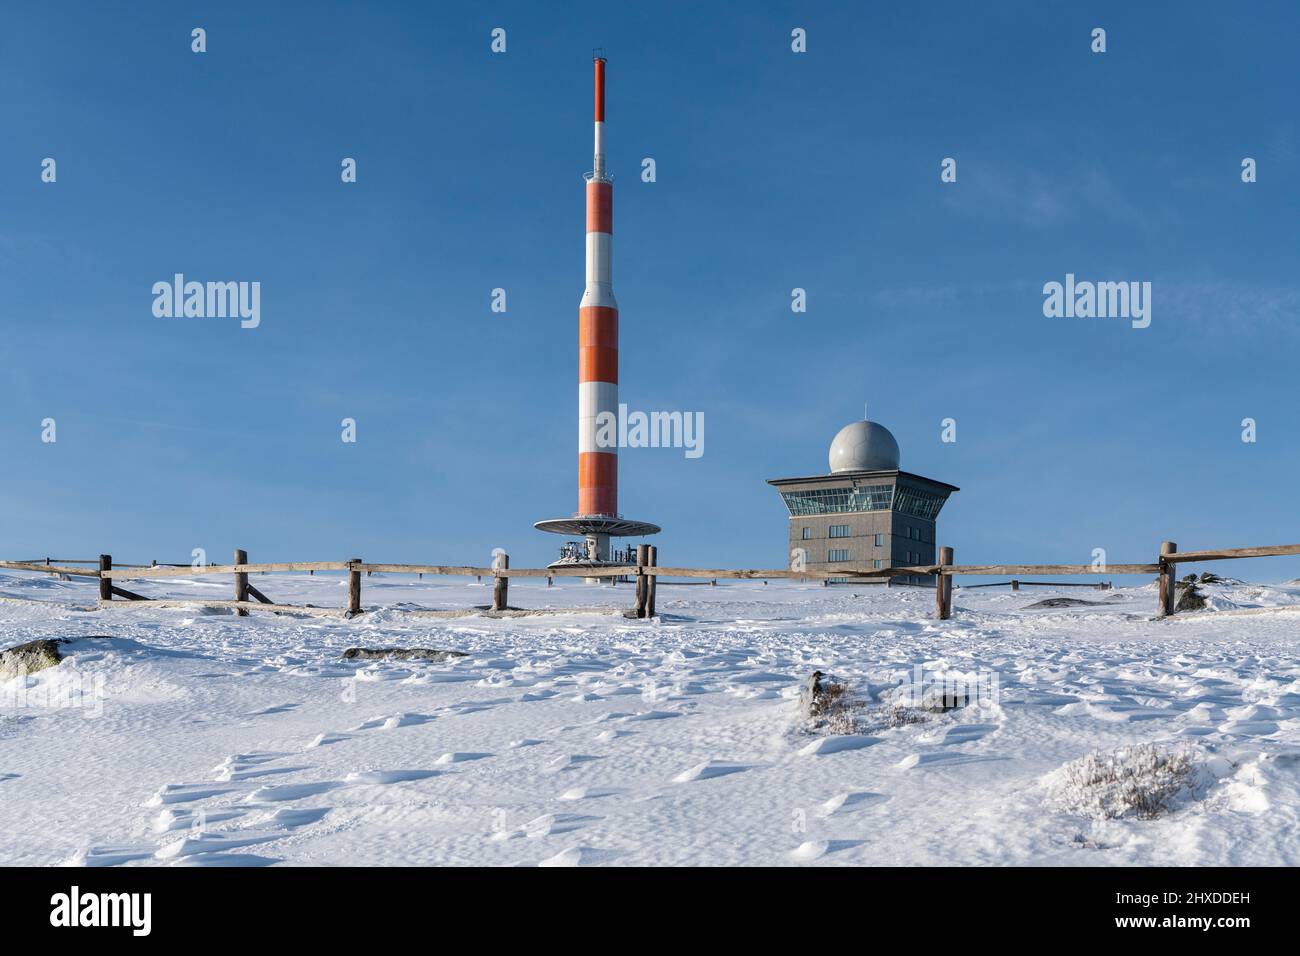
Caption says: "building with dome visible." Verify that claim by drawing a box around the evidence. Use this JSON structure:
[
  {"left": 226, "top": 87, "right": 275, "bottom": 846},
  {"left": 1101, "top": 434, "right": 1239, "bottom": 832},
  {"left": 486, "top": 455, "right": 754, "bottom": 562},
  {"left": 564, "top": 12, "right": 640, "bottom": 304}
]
[{"left": 767, "top": 419, "right": 958, "bottom": 584}]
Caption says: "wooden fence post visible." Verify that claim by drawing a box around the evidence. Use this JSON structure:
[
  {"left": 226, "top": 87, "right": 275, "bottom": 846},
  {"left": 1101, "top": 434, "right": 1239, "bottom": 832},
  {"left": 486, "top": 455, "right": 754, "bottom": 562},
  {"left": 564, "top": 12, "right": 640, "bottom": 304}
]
[
  {"left": 492, "top": 553, "right": 509, "bottom": 611},
  {"left": 1011, "top": 579, "right": 1019, "bottom": 591},
  {"left": 348, "top": 558, "right": 363, "bottom": 617},
  {"left": 943, "top": 549, "right": 954, "bottom": 618},
  {"left": 1159, "top": 541, "right": 1177, "bottom": 617},
  {"left": 634, "top": 544, "right": 649, "bottom": 618},
  {"left": 234, "top": 548, "right": 249, "bottom": 616},
  {"left": 935, "top": 546, "right": 953, "bottom": 620},
  {"left": 646, "top": 546, "right": 657, "bottom": 619},
  {"left": 98, "top": 554, "right": 112, "bottom": 602}
]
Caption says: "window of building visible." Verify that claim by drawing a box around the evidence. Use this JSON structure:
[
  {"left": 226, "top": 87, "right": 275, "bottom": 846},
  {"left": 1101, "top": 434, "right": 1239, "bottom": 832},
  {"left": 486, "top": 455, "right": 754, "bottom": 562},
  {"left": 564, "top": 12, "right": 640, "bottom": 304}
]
[
  {"left": 827, "top": 549, "right": 850, "bottom": 562},
  {"left": 828, "top": 524, "right": 850, "bottom": 538},
  {"left": 873, "top": 559, "right": 883, "bottom": 569},
  {"left": 801, "top": 527, "right": 812, "bottom": 540},
  {"left": 873, "top": 533, "right": 884, "bottom": 547}
]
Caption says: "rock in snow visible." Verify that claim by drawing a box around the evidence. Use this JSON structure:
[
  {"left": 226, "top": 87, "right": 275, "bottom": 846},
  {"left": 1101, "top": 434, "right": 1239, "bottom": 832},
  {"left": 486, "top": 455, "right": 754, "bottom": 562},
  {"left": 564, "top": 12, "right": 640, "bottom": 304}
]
[
  {"left": 342, "top": 647, "right": 468, "bottom": 662},
  {"left": 0, "top": 638, "right": 64, "bottom": 680}
]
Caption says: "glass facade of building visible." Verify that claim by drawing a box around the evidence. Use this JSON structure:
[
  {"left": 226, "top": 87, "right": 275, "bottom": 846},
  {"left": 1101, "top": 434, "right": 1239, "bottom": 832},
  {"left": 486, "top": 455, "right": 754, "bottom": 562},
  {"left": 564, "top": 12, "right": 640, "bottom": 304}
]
[
  {"left": 893, "top": 485, "right": 947, "bottom": 520},
  {"left": 780, "top": 482, "right": 948, "bottom": 520},
  {"left": 780, "top": 484, "right": 894, "bottom": 516}
]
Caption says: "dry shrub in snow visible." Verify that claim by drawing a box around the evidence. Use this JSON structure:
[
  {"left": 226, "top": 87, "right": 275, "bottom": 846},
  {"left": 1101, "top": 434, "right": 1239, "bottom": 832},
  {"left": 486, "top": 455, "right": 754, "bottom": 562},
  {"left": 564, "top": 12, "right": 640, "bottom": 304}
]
[
  {"left": 800, "top": 673, "right": 927, "bottom": 735},
  {"left": 870, "top": 704, "right": 928, "bottom": 730},
  {"left": 806, "top": 681, "right": 865, "bottom": 734},
  {"left": 1049, "top": 744, "right": 1201, "bottom": 820}
]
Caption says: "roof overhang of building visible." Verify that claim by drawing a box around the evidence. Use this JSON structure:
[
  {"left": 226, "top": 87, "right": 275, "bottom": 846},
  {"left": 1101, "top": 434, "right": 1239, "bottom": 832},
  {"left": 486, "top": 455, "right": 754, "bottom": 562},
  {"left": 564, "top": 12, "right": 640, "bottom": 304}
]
[{"left": 767, "top": 470, "right": 960, "bottom": 494}]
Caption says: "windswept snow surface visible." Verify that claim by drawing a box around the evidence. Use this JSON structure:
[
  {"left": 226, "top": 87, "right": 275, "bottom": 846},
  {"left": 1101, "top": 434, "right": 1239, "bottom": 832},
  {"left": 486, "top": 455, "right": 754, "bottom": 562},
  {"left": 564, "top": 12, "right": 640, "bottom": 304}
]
[{"left": 3, "top": 571, "right": 1300, "bottom": 866}]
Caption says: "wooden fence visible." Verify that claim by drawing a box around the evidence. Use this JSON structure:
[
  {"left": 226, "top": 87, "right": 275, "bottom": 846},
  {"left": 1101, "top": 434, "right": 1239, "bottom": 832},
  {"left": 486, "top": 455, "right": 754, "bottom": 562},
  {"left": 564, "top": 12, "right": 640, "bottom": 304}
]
[{"left": 2, "top": 539, "right": 1297, "bottom": 621}]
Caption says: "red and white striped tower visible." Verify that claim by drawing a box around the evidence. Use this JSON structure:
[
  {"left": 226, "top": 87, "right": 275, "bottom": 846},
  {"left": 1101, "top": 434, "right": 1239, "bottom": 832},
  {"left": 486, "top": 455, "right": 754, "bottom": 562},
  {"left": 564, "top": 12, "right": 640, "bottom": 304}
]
[
  {"left": 579, "top": 55, "right": 618, "bottom": 518},
  {"left": 537, "top": 55, "right": 659, "bottom": 570}
]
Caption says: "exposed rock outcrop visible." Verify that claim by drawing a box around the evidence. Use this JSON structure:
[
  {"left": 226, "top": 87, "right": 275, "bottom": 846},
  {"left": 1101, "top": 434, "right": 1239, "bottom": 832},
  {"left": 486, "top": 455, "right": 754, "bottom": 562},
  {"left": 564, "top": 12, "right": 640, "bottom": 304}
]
[
  {"left": 1175, "top": 581, "right": 1208, "bottom": 612},
  {"left": 0, "top": 639, "right": 64, "bottom": 681},
  {"left": 1024, "top": 597, "right": 1107, "bottom": 609},
  {"left": 342, "top": 647, "right": 468, "bottom": 662}
]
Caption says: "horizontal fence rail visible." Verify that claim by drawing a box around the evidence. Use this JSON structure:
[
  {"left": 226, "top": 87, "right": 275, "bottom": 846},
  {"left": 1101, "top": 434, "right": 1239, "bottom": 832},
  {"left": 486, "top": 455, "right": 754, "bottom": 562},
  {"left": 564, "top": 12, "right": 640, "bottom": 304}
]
[
  {"left": 1, "top": 539, "right": 1295, "bottom": 621},
  {"left": 1160, "top": 544, "right": 1300, "bottom": 563},
  {"left": 0, "top": 561, "right": 103, "bottom": 578},
  {"left": 104, "top": 561, "right": 351, "bottom": 579}
]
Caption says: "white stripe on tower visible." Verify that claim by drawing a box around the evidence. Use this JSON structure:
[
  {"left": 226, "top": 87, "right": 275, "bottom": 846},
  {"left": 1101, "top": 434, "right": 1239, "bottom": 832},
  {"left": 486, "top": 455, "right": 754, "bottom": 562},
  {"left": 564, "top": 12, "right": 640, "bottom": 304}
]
[{"left": 578, "top": 55, "right": 617, "bottom": 518}]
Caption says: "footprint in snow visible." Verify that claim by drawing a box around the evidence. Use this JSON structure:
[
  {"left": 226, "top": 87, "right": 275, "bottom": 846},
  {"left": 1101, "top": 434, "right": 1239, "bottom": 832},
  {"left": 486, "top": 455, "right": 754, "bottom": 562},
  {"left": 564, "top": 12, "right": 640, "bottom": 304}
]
[
  {"left": 244, "top": 703, "right": 300, "bottom": 716},
  {"left": 538, "top": 846, "right": 585, "bottom": 867},
  {"left": 243, "top": 781, "right": 342, "bottom": 803},
  {"left": 672, "top": 760, "right": 750, "bottom": 783},
  {"left": 166, "top": 852, "right": 279, "bottom": 868},
  {"left": 344, "top": 770, "right": 441, "bottom": 784},
  {"left": 521, "top": 813, "right": 598, "bottom": 837},
  {"left": 796, "top": 735, "right": 880, "bottom": 757},
  {"left": 542, "top": 754, "right": 602, "bottom": 774},
  {"left": 259, "top": 807, "right": 332, "bottom": 828},
  {"left": 153, "top": 808, "right": 245, "bottom": 833},
  {"left": 819, "top": 791, "right": 888, "bottom": 816},
  {"left": 1218, "top": 719, "right": 1280, "bottom": 736},
  {"left": 618, "top": 710, "right": 680, "bottom": 723},
  {"left": 896, "top": 752, "right": 1007, "bottom": 770},
  {"left": 444, "top": 703, "right": 495, "bottom": 715},
  {"left": 789, "top": 839, "right": 863, "bottom": 862},
  {"left": 145, "top": 783, "right": 239, "bottom": 807},
  {"left": 63, "top": 845, "right": 157, "bottom": 867},
  {"left": 155, "top": 832, "right": 277, "bottom": 861},
  {"left": 557, "top": 786, "right": 620, "bottom": 801},
  {"left": 520, "top": 690, "right": 559, "bottom": 702},
  {"left": 219, "top": 751, "right": 284, "bottom": 765},
  {"left": 920, "top": 723, "right": 1000, "bottom": 746},
  {"left": 214, "top": 764, "right": 308, "bottom": 783},
  {"left": 348, "top": 713, "right": 434, "bottom": 732},
  {"left": 491, "top": 813, "right": 598, "bottom": 841},
  {"left": 434, "top": 752, "right": 492, "bottom": 765},
  {"left": 379, "top": 713, "right": 435, "bottom": 730}
]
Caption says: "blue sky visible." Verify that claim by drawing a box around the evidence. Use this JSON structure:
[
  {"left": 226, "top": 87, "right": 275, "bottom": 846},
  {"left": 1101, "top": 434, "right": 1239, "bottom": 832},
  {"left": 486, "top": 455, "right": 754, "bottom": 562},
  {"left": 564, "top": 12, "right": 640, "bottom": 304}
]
[{"left": 2, "top": 1, "right": 1297, "bottom": 580}]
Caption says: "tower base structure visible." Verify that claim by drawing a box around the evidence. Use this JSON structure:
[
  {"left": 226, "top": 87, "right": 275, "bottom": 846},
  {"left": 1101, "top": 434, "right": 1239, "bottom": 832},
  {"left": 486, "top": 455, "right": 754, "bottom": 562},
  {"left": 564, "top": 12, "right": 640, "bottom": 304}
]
[{"left": 535, "top": 516, "right": 660, "bottom": 583}]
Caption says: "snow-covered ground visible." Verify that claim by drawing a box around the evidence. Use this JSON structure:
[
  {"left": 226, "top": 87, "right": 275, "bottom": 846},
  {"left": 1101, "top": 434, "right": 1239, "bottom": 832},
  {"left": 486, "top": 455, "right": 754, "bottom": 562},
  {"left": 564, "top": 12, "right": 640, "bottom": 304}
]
[{"left": 2, "top": 570, "right": 1299, "bottom": 866}]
